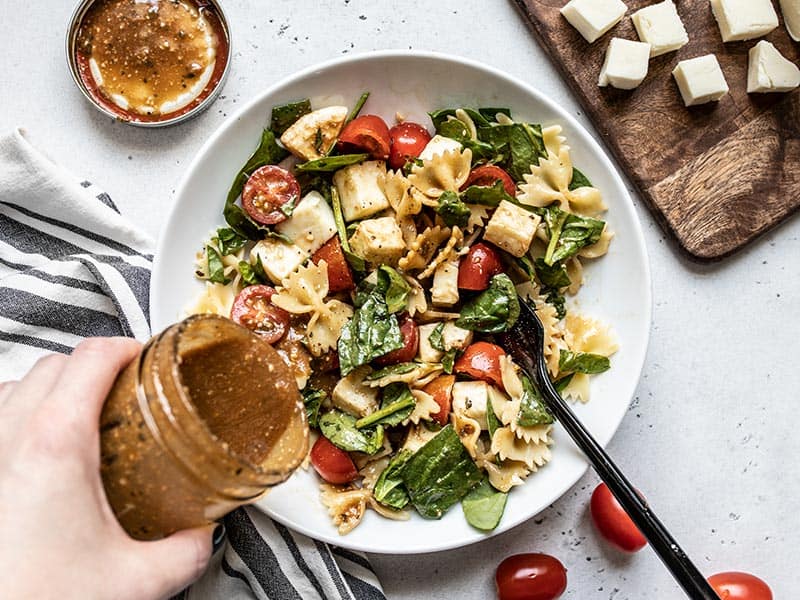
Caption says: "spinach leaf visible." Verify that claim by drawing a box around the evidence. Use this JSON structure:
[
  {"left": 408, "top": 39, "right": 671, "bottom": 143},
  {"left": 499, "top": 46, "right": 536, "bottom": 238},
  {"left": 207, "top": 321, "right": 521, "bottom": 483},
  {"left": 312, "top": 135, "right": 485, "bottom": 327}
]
[
  {"left": 346, "top": 91, "right": 370, "bottom": 124},
  {"left": 478, "top": 107, "right": 512, "bottom": 121},
  {"left": 206, "top": 245, "right": 230, "bottom": 284},
  {"left": 356, "top": 383, "right": 415, "bottom": 428},
  {"left": 435, "top": 118, "right": 496, "bottom": 163},
  {"left": 456, "top": 274, "right": 520, "bottom": 333},
  {"left": 301, "top": 387, "right": 326, "bottom": 429},
  {"left": 554, "top": 373, "right": 574, "bottom": 394},
  {"left": 319, "top": 410, "right": 384, "bottom": 454},
  {"left": 338, "top": 291, "right": 403, "bottom": 376},
  {"left": 401, "top": 425, "right": 483, "bottom": 519},
  {"left": 435, "top": 191, "right": 471, "bottom": 228},
  {"left": 538, "top": 205, "right": 605, "bottom": 266},
  {"left": 544, "top": 287, "right": 567, "bottom": 320},
  {"left": 330, "top": 187, "right": 366, "bottom": 274},
  {"left": 460, "top": 180, "right": 514, "bottom": 207},
  {"left": 429, "top": 323, "right": 445, "bottom": 352},
  {"left": 534, "top": 257, "right": 571, "bottom": 289},
  {"left": 270, "top": 99, "right": 311, "bottom": 135},
  {"left": 377, "top": 266, "right": 410, "bottom": 314},
  {"left": 238, "top": 258, "right": 268, "bottom": 286},
  {"left": 461, "top": 478, "right": 508, "bottom": 531},
  {"left": 517, "top": 374, "right": 554, "bottom": 427},
  {"left": 296, "top": 154, "right": 368, "bottom": 173},
  {"left": 402, "top": 157, "right": 424, "bottom": 176},
  {"left": 429, "top": 107, "right": 496, "bottom": 129},
  {"left": 215, "top": 227, "right": 247, "bottom": 255},
  {"left": 441, "top": 349, "right": 457, "bottom": 374},
  {"left": 373, "top": 449, "right": 413, "bottom": 510},
  {"left": 558, "top": 350, "right": 611, "bottom": 374},
  {"left": 477, "top": 122, "right": 547, "bottom": 182},
  {"left": 486, "top": 392, "right": 501, "bottom": 440},
  {"left": 366, "top": 362, "right": 417, "bottom": 381},
  {"left": 569, "top": 166, "right": 593, "bottom": 191}
]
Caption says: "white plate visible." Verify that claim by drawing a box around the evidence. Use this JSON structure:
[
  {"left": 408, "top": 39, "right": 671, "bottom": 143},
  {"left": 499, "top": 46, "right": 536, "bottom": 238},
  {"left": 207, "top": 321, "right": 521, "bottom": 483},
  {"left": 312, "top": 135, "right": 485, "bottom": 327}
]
[{"left": 151, "top": 51, "right": 652, "bottom": 555}]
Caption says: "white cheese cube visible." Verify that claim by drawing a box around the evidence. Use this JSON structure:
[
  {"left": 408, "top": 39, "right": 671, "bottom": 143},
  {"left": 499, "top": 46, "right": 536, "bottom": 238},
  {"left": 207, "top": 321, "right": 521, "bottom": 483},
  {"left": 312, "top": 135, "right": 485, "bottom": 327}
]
[
  {"left": 417, "top": 323, "right": 445, "bottom": 363},
  {"left": 560, "top": 0, "right": 628, "bottom": 44},
  {"left": 441, "top": 322, "right": 473, "bottom": 351},
  {"left": 333, "top": 160, "right": 390, "bottom": 221},
  {"left": 418, "top": 135, "right": 463, "bottom": 161},
  {"left": 251, "top": 238, "right": 307, "bottom": 284},
  {"left": 672, "top": 54, "right": 730, "bottom": 106},
  {"left": 431, "top": 259, "right": 460, "bottom": 306},
  {"left": 332, "top": 367, "right": 379, "bottom": 418},
  {"left": 710, "top": 0, "right": 778, "bottom": 42},
  {"left": 452, "top": 381, "right": 489, "bottom": 431},
  {"left": 747, "top": 40, "right": 800, "bottom": 93},
  {"left": 781, "top": 0, "right": 800, "bottom": 41},
  {"left": 598, "top": 38, "right": 652, "bottom": 90},
  {"left": 279, "top": 106, "right": 347, "bottom": 161},
  {"left": 275, "top": 191, "right": 337, "bottom": 256},
  {"left": 632, "top": 0, "right": 689, "bottom": 57},
  {"left": 483, "top": 200, "right": 541, "bottom": 257},
  {"left": 348, "top": 217, "right": 406, "bottom": 266}
]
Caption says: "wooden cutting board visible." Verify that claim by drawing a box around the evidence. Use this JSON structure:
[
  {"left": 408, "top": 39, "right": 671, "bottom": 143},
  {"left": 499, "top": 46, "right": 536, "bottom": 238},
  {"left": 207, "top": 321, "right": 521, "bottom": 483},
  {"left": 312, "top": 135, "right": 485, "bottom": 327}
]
[{"left": 513, "top": 0, "right": 800, "bottom": 261}]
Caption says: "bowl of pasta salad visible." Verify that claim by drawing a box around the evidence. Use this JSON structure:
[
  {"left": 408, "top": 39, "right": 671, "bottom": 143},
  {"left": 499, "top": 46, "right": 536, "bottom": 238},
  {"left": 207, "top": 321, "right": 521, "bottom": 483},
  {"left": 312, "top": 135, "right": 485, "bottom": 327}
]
[{"left": 150, "top": 51, "right": 651, "bottom": 554}]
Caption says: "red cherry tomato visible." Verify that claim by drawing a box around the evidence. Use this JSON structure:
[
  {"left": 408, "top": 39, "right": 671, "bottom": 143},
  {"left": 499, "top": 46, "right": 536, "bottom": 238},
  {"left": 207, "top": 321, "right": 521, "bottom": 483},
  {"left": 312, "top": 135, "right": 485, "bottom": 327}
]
[
  {"left": 458, "top": 243, "right": 504, "bottom": 291},
  {"left": 310, "top": 436, "right": 358, "bottom": 484},
  {"left": 463, "top": 164, "right": 517, "bottom": 196},
  {"left": 241, "top": 165, "right": 301, "bottom": 225},
  {"left": 230, "top": 285, "right": 290, "bottom": 344},
  {"left": 388, "top": 121, "right": 432, "bottom": 170},
  {"left": 454, "top": 342, "right": 505, "bottom": 388},
  {"left": 590, "top": 483, "right": 647, "bottom": 553},
  {"left": 496, "top": 553, "right": 567, "bottom": 600},
  {"left": 337, "top": 115, "right": 391, "bottom": 160},
  {"left": 373, "top": 314, "right": 419, "bottom": 366},
  {"left": 312, "top": 237, "right": 355, "bottom": 293},
  {"left": 708, "top": 572, "right": 773, "bottom": 600},
  {"left": 422, "top": 374, "right": 455, "bottom": 426}
]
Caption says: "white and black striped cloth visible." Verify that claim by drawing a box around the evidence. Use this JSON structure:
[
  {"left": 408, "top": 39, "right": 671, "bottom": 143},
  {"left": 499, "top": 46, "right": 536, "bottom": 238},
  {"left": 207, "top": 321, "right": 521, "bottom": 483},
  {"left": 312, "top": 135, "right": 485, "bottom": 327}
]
[{"left": 0, "top": 130, "right": 386, "bottom": 600}]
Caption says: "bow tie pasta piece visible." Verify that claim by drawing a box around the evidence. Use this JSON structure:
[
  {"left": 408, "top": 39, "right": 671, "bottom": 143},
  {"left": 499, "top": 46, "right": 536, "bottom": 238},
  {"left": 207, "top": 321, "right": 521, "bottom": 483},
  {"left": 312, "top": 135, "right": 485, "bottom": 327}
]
[
  {"left": 320, "top": 483, "right": 371, "bottom": 535},
  {"left": 408, "top": 147, "right": 472, "bottom": 198},
  {"left": 490, "top": 427, "right": 552, "bottom": 471},
  {"left": 480, "top": 459, "right": 531, "bottom": 493}
]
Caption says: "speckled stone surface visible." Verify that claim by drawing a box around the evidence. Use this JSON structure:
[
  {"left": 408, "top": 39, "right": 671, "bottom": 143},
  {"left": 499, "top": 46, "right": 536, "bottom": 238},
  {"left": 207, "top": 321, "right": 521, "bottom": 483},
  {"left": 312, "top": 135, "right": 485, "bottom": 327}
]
[{"left": 2, "top": 1, "right": 797, "bottom": 597}]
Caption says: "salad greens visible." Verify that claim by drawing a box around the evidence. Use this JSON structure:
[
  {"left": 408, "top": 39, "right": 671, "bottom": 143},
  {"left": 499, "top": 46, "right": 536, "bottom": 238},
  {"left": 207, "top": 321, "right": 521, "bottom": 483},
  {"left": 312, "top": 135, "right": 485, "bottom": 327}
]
[
  {"left": 461, "top": 479, "right": 508, "bottom": 531},
  {"left": 270, "top": 99, "right": 312, "bottom": 136},
  {"left": 428, "top": 323, "right": 445, "bottom": 352},
  {"left": 461, "top": 180, "right": 513, "bottom": 207},
  {"left": 517, "top": 375, "right": 554, "bottom": 427},
  {"left": 477, "top": 122, "right": 547, "bottom": 182},
  {"left": 214, "top": 227, "right": 247, "bottom": 255},
  {"left": 486, "top": 394, "right": 501, "bottom": 440},
  {"left": 569, "top": 166, "right": 593, "bottom": 190},
  {"left": 346, "top": 92, "right": 370, "bottom": 124},
  {"left": 377, "top": 266, "right": 411, "bottom": 314},
  {"left": 435, "top": 191, "right": 471, "bottom": 228},
  {"left": 456, "top": 274, "right": 520, "bottom": 333},
  {"left": 205, "top": 245, "right": 229, "bottom": 285},
  {"left": 338, "top": 290, "right": 403, "bottom": 376},
  {"left": 237, "top": 256, "right": 269, "bottom": 286},
  {"left": 366, "top": 362, "right": 417, "bottom": 380},
  {"left": 302, "top": 387, "right": 326, "bottom": 429},
  {"left": 319, "top": 411, "right": 384, "bottom": 454},
  {"left": 373, "top": 450, "right": 413, "bottom": 510},
  {"left": 356, "top": 383, "right": 415, "bottom": 428},
  {"left": 558, "top": 350, "right": 611, "bottom": 375},
  {"left": 441, "top": 349, "right": 457, "bottom": 374},
  {"left": 537, "top": 205, "right": 605, "bottom": 266},
  {"left": 295, "top": 153, "right": 369, "bottom": 173}
]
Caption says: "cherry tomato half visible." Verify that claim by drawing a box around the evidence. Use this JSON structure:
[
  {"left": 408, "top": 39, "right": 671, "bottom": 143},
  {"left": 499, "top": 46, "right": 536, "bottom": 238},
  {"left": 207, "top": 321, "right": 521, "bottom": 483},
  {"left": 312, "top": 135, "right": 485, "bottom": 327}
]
[
  {"left": 590, "top": 483, "right": 647, "bottom": 553},
  {"left": 708, "top": 572, "right": 773, "bottom": 600},
  {"left": 422, "top": 374, "right": 455, "bottom": 426},
  {"left": 312, "top": 237, "right": 355, "bottom": 293},
  {"left": 337, "top": 115, "right": 391, "bottom": 160},
  {"left": 310, "top": 436, "right": 359, "bottom": 485},
  {"left": 388, "top": 121, "right": 432, "bottom": 170},
  {"left": 458, "top": 242, "right": 504, "bottom": 291},
  {"left": 241, "top": 165, "right": 301, "bottom": 225},
  {"left": 374, "top": 314, "right": 419, "bottom": 366},
  {"left": 454, "top": 342, "right": 505, "bottom": 388},
  {"left": 463, "top": 164, "right": 517, "bottom": 196},
  {"left": 230, "top": 285, "right": 290, "bottom": 344},
  {"left": 496, "top": 553, "right": 567, "bottom": 600}
]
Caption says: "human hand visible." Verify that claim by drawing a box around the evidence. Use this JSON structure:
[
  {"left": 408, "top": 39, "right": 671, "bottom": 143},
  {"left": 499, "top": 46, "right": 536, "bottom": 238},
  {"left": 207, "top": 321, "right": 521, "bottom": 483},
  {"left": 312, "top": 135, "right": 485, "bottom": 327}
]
[{"left": 0, "top": 338, "right": 214, "bottom": 600}]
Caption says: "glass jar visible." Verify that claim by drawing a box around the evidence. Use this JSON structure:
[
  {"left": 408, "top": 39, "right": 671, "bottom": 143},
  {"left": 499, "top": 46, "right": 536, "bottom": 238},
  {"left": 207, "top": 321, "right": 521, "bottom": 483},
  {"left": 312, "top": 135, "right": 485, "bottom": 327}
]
[{"left": 100, "top": 314, "right": 308, "bottom": 540}]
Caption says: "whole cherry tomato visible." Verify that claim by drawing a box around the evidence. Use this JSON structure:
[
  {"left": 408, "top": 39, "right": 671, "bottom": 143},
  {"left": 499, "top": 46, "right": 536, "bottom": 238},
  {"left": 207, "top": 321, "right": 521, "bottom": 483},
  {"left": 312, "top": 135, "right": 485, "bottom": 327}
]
[
  {"left": 422, "top": 374, "right": 455, "bottom": 426},
  {"left": 458, "top": 242, "right": 504, "bottom": 291},
  {"left": 310, "top": 436, "right": 358, "bottom": 484},
  {"left": 589, "top": 483, "right": 647, "bottom": 553},
  {"left": 454, "top": 342, "right": 505, "bottom": 388},
  {"left": 337, "top": 115, "right": 391, "bottom": 160},
  {"left": 388, "top": 121, "right": 432, "bottom": 170},
  {"left": 373, "top": 314, "right": 419, "bottom": 366},
  {"left": 241, "top": 165, "right": 300, "bottom": 225},
  {"left": 463, "top": 164, "right": 517, "bottom": 196},
  {"left": 496, "top": 553, "right": 567, "bottom": 600},
  {"left": 312, "top": 237, "right": 355, "bottom": 293},
  {"left": 708, "top": 572, "right": 773, "bottom": 600},
  {"left": 230, "top": 285, "right": 290, "bottom": 344}
]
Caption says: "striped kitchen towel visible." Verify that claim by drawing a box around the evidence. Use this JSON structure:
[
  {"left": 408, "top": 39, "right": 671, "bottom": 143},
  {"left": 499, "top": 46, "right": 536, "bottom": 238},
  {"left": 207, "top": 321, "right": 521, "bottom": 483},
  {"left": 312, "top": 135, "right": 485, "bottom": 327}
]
[{"left": 0, "top": 129, "right": 386, "bottom": 600}]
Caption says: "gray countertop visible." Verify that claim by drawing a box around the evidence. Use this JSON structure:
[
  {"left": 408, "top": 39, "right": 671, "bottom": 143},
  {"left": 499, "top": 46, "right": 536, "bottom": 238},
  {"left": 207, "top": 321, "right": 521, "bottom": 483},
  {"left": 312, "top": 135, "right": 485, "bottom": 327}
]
[{"left": 2, "top": 0, "right": 797, "bottom": 597}]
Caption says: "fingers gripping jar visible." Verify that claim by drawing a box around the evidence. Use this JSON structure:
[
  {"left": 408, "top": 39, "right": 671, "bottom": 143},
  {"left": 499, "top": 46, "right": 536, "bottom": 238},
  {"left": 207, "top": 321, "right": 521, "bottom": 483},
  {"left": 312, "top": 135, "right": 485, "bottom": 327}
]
[{"left": 100, "top": 314, "right": 308, "bottom": 540}]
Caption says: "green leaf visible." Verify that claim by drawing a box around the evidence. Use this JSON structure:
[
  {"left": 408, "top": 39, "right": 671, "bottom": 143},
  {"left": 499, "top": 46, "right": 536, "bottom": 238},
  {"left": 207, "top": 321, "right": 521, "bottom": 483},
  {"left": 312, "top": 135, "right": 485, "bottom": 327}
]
[
  {"left": 486, "top": 392, "right": 501, "bottom": 440},
  {"left": 402, "top": 157, "right": 424, "bottom": 176},
  {"left": 215, "top": 227, "right": 247, "bottom": 255},
  {"left": 373, "top": 449, "right": 413, "bottom": 510},
  {"left": 538, "top": 205, "right": 605, "bottom": 266},
  {"left": 478, "top": 107, "right": 512, "bottom": 121},
  {"left": 366, "top": 362, "right": 417, "bottom": 381},
  {"left": 429, "top": 108, "right": 493, "bottom": 129},
  {"left": 429, "top": 323, "right": 445, "bottom": 352},
  {"left": 302, "top": 387, "right": 326, "bottom": 429},
  {"left": 338, "top": 292, "right": 404, "bottom": 376},
  {"left": 435, "top": 190, "right": 471, "bottom": 228},
  {"left": 356, "top": 383, "right": 416, "bottom": 428},
  {"left": 455, "top": 274, "right": 520, "bottom": 333},
  {"left": 346, "top": 92, "right": 370, "bottom": 124},
  {"left": 534, "top": 257, "right": 571, "bottom": 289},
  {"left": 435, "top": 118, "right": 496, "bottom": 163},
  {"left": 377, "top": 266, "right": 411, "bottom": 314},
  {"left": 401, "top": 425, "right": 484, "bottom": 519},
  {"left": 462, "top": 478, "right": 508, "bottom": 531},
  {"left": 569, "top": 166, "right": 593, "bottom": 191},
  {"left": 295, "top": 153, "right": 368, "bottom": 173},
  {"left": 319, "top": 410, "right": 384, "bottom": 454},
  {"left": 441, "top": 349, "right": 457, "bottom": 374},
  {"left": 478, "top": 122, "right": 547, "bottom": 182},
  {"left": 558, "top": 350, "right": 611, "bottom": 374},
  {"left": 517, "top": 374, "right": 554, "bottom": 427},
  {"left": 460, "top": 180, "right": 514, "bottom": 207},
  {"left": 270, "top": 99, "right": 312, "bottom": 136},
  {"left": 544, "top": 287, "right": 567, "bottom": 320},
  {"left": 554, "top": 373, "right": 574, "bottom": 394},
  {"left": 206, "top": 245, "right": 230, "bottom": 284}
]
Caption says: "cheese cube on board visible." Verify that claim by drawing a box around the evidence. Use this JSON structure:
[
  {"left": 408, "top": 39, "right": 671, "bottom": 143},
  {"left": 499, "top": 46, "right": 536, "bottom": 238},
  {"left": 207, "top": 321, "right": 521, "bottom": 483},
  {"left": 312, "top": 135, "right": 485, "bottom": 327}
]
[
  {"left": 710, "top": 0, "right": 778, "bottom": 42},
  {"left": 598, "top": 38, "right": 652, "bottom": 90},
  {"left": 275, "top": 191, "right": 337, "bottom": 256},
  {"left": 747, "top": 41, "right": 800, "bottom": 93},
  {"left": 672, "top": 55, "right": 730, "bottom": 106},
  {"left": 632, "top": 0, "right": 689, "bottom": 57},
  {"left": 560, "top": 0, "right": 628, "bottom": 44},
  {"left": 781, "top": 0, "right": 800, "bottom": 41}
]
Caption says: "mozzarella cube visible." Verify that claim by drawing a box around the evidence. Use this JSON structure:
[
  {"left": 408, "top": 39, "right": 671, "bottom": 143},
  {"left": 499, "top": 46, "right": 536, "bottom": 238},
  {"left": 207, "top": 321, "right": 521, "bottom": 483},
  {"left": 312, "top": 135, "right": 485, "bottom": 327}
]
[
  {"left": 561, "top": 0, "right": 627, "bottom": 44},
  {"left": 275, "top": 191, "right": 336, "bottom": 255},
  {"left": 418, "top": 135, "right": 463, "bottom": 161},
  {"left": 483, "top": 200, "right": 541, "bottom": 258},
  {"left": 452, "top": 381, "right": 489, "bottom": 431},
  {"left": 441, "top": 322, "right": 473, "bottom": 351},
  {"left": 431, "top": 258, "right": 460, "bottom": 306},
  {"left": 747, "top": 40, "right": 800, "bottom": 93},
  {"left": 279, "top": 105, "right": 347, "bottom": 161},
  {"left": 332, "top": 368, "right": 379, "bottom": 418},
  {"left": 632, "top": 0, "right": 689, "bottom": 57},
  {"left": 781, "top": 0, "right": 800, "bottom": 41},
  {"left": 598, "top": 38, "right": 652, "bottom": 90},
  {"left": 333, "top": 160, "right": 390, "bottom": 221},
  {"left": 417, "top": 323, "right": 445, "bottom": 363},
  {"left": 348, "top": 217, "right": 406, "bottom": 266},
  {"left": 672, "top": 54, "right": 730, "bottom": 106},
  {"left": 251, "top": 238, "right": 307, "bottom": 284},
  {"left": 710, "top": 0, "right": 778, "bottom": 42}
]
